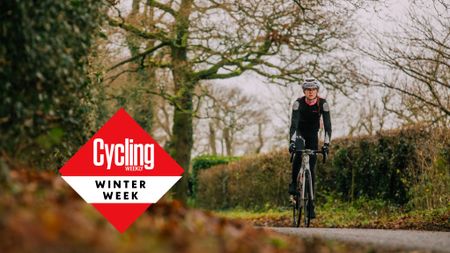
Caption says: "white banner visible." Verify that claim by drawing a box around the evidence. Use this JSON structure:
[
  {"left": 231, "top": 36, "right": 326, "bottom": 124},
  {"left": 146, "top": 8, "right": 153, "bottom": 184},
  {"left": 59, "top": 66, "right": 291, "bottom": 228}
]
[{"left": 62, "top": 176, "right": 181, "bottom": 203}]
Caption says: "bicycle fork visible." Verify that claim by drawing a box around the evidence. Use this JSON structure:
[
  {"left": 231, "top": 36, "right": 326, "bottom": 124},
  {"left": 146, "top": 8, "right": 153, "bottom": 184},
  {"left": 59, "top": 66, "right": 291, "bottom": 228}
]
[
  {"left": 301, "top": 156, "right": 314, "bottom": 202},
  {"left": 302, "top": 169, "right": 314, "bottom": 201}
]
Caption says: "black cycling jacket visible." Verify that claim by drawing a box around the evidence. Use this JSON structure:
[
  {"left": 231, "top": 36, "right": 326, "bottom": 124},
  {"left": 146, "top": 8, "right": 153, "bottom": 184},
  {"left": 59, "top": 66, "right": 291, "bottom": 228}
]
[{"left": 289, "top": 96, "right": 332, "bottom": 145}]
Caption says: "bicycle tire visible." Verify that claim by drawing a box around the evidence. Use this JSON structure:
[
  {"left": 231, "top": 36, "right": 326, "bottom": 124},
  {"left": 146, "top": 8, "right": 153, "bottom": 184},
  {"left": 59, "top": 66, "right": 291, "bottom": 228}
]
[
  {"left": 305, "top": 198, "right": 311, "bottom": 227},
  {"left": 304, "top": 171, "right": 311, "bottom": 227},
  {"left": 292, "top": 194, "right": 297, "bottom": 227},
  {"left": 292, "top": 194, "right": 302, "bottom": 227},
  {"left": 296, "top": 167, "right": 304, "bottom": 227},
  {"left": 296, "top": 194, "right": 302, "bottom": 227}
]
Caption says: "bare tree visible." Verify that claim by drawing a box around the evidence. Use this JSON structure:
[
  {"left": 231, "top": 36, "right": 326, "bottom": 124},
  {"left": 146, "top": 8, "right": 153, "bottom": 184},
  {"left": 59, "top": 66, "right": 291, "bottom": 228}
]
[
  {"left": 359, "top": 0, "right": 450, "bottom": 126},
  {"left": 196, "top": 85, "right": 269, "bottom": 156},
  {"left": 346, "top": 88, "right": 392, "bottom": 136},
  {"left": 269, "top": 84, "right": 303, "bottom": 146},
  {"left": 104, "top": 0, "right": 361, "bottom": 200}
]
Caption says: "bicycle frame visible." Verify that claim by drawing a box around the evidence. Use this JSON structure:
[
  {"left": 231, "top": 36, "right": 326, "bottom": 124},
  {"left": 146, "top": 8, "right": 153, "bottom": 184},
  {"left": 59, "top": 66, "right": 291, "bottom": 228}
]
[
  {"left": 297, "top": 149, "right": 317, "bottom": 204},
  {"left": 290, "top": 148, "right": 326, "bottom": 227}
]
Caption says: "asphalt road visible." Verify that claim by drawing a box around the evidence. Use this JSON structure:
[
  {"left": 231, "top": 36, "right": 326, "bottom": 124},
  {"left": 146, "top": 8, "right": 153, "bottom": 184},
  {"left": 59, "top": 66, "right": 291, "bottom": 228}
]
[{"left": 270, "top": 227, "right": 450, "bottom": 252}]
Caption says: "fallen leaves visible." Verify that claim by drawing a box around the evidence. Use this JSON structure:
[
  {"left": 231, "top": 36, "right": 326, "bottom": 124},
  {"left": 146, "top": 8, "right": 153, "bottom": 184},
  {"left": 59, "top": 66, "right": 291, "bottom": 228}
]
[
  {"left": 223, "top": 207, "right": 450, "bottom": 232},
  {"left": 0, "top": 169, "right": 340, "bottom": 253},
  {"left": 2, "top": 168, "right": 441, "bottom": 253}
]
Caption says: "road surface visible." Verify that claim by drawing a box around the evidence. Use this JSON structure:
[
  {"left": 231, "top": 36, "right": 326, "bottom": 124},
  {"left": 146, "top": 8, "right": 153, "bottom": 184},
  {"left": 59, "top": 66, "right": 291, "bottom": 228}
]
[{"left": 270, "top": 227, "right": 450, "bottom": 252}]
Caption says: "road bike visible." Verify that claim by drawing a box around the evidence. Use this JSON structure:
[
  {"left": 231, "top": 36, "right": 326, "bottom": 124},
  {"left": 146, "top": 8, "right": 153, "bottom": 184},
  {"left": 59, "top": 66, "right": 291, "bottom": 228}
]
[{"left": 290, "top": 149, "right": 326, "bottom": 227}]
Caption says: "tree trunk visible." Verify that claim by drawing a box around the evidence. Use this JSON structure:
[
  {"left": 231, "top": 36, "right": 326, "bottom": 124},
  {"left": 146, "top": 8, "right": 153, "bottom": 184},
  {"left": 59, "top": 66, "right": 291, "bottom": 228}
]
[
  {"left": 169, "top": 85, "right": 194, "bottom": 202},
  {"left": 223, "top": 127, "right": 232, "bottom": 156},
  {"left": 255, "top": 123, "right": 264, "bottom": 154},
  {"left": 209, "top": 121, "right": 217, "bottom": 155},
  {"left": 169, "top": 62, "right": 194, "bottom": 202},
  {"left": 168, "top": 0, "right": 194, "bottom": 202}
]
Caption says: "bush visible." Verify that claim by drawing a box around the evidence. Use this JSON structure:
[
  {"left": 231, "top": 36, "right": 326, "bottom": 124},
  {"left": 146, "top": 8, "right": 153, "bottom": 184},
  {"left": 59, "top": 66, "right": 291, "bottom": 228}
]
[
  {"left": 195, "top": 164, "right": 230, "bottom": 209},
  {"left": 0, "top": 0, "right": 103, "bottom": 168},
  {"left": 197, "top": 126, "right": 450, "bottom": 210},
  {"left": 196, "top": 151, "right": 290, "bottom": 210},
  {"left": 190, "top": 155, "right": 238, "bottom": 197},
  {"left": 407, "top": 128, "right": 450, "bottom": 209},
  {"left": 317, "top": 134, "right": 416, "bottom": 205}
]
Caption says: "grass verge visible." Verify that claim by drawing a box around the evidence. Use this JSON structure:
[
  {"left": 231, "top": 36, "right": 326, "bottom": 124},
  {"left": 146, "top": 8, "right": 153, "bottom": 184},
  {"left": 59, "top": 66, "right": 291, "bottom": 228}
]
[{"left": 213, "top": 198, "right": 450, "bottom": 231}]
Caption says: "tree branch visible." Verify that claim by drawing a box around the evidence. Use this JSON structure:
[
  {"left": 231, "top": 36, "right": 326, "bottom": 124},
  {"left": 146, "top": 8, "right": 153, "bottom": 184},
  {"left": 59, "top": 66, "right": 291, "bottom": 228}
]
[
  {"left": 107, "top": 42, "right": 169, "bottom": 71},
  {"left": 377, "top": 81, "right": 450, "bottom": 116},
  {"left": 147, "top": 0, "right": 176, "bottom": 17},
  {"left": 193, "top": 38, "right": 273, "bottom": 80},
  {"left": 107, "top": 16, "right": 170, "bottom": 42}
]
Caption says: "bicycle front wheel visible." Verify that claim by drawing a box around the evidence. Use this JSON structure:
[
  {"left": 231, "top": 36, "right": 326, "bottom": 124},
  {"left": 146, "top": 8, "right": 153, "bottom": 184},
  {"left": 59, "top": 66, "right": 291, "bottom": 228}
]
[
  {"left": 292, "top": 194, "right": 302, "bottom": 227},
  {"left": 304, "top": 171, "right": 311, "bottom": 227},
  {"left": 305, "top": 198, "right": 311, "bottom": 227}
]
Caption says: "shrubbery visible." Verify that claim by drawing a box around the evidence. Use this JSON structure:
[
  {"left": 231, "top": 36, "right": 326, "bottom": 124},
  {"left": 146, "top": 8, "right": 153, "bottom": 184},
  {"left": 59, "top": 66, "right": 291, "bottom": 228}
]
[
  {"left": 196, "top": 126, "right": 449, "bottom": 210},
  {"left": 406, "top": 129, "right": 450, "bottom": 209},
  {"left": 317, "top": 132, "right": 418, "bottom": 205},
  {"left": 0, "top": 0, "right": 103, "bottom": 169},
  {"left": 196, "top": 152, "right": 291, "bottom": 210},
  {"left": 190, "top": 155, "right": 239, "bottom": 197}
]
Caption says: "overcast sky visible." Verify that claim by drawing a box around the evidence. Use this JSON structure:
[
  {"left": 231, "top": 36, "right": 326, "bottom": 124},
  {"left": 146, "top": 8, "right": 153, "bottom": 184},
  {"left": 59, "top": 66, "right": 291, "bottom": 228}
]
[{"left": 211, "top": 0, "right": 412, "bottom": 141}]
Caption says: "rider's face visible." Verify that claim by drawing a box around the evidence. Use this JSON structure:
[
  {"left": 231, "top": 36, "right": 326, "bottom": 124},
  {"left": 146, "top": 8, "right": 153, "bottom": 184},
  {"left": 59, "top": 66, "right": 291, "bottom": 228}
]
[{"left": 304, "top": 88, "right": 318, "bottom": 100}]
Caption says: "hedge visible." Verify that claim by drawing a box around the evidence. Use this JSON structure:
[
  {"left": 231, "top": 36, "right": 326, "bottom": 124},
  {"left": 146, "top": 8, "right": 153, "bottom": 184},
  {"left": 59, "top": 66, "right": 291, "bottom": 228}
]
[
  {"left": 196, "top": 126, "right": 449, "bottom": 210},
  {"left": 190, "top": 155, "right": 239, "bottom": 197},
  {"left": 0, "top": 0, "right": 103, "bottom": 168},
  {"left": 317, "top": 132, "right": 417, "bottom": 205},
  {"left": 196, "top": 152, "right": 291, "bottom": 210}
]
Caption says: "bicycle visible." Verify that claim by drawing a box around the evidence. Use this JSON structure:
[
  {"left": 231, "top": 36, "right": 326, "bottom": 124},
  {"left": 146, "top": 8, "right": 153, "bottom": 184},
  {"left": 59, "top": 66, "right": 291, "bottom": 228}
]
[{"left": 290, "top": 149, "right": 326, "bottom": 227}]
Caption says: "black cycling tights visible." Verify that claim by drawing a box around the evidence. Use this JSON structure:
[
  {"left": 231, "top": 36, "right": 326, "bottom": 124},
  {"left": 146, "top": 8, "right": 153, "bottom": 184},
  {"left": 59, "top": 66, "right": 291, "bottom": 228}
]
[{"left": 292, "top": 152, "right": 317, "bottom": 193}]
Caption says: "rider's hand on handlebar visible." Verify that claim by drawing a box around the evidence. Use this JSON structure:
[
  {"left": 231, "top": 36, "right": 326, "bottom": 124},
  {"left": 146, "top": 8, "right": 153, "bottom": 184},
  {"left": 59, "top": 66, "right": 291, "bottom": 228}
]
[{"left": 289, "top": 142, "right": 296, "bottom": 154}]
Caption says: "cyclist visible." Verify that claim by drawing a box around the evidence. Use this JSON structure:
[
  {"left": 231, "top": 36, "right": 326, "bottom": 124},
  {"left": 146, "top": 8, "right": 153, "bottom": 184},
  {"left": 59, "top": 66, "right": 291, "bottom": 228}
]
[{"left": 288, "top": 78, "right": 332, "bottom": 219}]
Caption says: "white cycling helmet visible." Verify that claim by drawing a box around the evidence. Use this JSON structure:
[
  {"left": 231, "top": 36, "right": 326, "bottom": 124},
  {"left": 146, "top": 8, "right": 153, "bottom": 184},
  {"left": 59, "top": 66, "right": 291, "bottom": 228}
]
[{"left": 302, "top": 77, "right": 320, "bottom": 90}]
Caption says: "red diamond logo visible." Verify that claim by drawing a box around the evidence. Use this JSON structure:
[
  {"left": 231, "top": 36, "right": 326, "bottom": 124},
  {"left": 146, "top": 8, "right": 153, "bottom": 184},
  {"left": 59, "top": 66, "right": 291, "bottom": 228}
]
[{"left": 59, "top": 108, "right": 183, "bottom": 232}]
